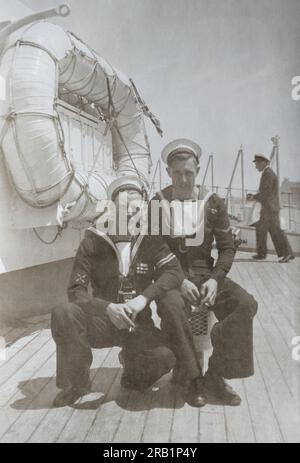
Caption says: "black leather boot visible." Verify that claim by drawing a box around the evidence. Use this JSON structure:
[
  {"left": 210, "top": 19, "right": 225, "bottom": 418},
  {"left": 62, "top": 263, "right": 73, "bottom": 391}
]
[
  {"left": 204, "top": 370, "right": 241, "bottom": 406},
  {"left": 53, "top": 380, "right": 92, "bottom": 407},
  {"left": 252, "top": 254, "right": 266, "bottom": 260},
  {"left": 185, "top": 376, "right": 206, "bottom": 408}
]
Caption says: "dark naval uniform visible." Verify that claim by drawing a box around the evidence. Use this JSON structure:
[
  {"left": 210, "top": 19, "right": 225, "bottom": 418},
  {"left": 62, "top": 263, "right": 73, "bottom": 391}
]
[
  {"left": 150, "top": 185, "right": 258, "bottom": 382},
  {"left": 254, "top": 166, "right": 293, "bottom": 258},
  {"left": 51, "top": 229, "right": 184, "bottom": 390}
]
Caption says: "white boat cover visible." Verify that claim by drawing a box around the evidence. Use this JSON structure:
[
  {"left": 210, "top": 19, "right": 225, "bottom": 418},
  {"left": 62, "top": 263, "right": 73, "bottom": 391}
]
[{"left": 0, "top": 21, "right": 152, "bottom": 225}]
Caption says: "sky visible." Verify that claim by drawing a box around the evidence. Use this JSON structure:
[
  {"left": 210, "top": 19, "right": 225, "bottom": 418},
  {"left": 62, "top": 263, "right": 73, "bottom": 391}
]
[{"left": 17, "top": 0, "right": 300, "bottom": 191}]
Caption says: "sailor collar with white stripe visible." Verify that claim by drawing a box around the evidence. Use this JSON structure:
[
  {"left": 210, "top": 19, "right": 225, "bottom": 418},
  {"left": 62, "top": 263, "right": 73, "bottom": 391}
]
[{"left": 88, "top": 228, "right": 145, "bottom": 277}]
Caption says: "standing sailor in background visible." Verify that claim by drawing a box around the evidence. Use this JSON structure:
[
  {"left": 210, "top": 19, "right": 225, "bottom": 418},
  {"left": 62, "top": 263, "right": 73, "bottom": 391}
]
[
  {"left": 150, "top": 139, "right": 258, "bottom": 408},
  {"left": 51, "top": 177, "right": 183, "bottom": 407},
  {"left": 247, "top": 154, "right": 295, "bottom": 263}
]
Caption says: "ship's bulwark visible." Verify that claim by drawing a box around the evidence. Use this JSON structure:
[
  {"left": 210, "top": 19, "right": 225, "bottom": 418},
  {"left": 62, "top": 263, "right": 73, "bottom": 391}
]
[
  {"left": 0, "top": 12, "right": 153, "bottom": 322},
  {"left": 0, "top": 258, "right": 73, "bottom": 321}
]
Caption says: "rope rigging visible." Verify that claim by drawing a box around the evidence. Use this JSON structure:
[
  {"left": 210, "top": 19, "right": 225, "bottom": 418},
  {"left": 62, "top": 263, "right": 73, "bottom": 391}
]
[{"left": 33, "top": 225, "right": 66, "bottom": 245}]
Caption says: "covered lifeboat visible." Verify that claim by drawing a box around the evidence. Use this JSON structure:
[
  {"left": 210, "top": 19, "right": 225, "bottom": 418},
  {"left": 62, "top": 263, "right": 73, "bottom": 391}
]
[{"left": 0, "top": 14, "right": 159, "bottom": 227}]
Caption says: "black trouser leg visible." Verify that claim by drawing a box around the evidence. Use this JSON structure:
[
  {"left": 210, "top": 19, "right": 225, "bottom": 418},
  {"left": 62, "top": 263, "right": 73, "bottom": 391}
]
[
  {"left": 268, "top": 213, "right": 293, "bottom": 257},
  {"left": 208, "top": 278, "right": 258, "bottom": 379},
  {"left": 157, "top": 289, "right": 201, "bottom": 382},
  {"left": 51, "top": 301, "right": 122, "bottom": 389},
  {"left": 51, "top": 300, "right": 173, "bottom": 391},
  {"left": 256, "top": 215, "right": 268, "bottom": 256}
]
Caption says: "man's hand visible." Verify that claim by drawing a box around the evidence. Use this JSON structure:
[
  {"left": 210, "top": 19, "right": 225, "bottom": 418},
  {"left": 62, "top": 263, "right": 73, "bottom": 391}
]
[
  {"left": 180, "top": 278, "right": 200, "bottom": 303},
  {"left": 246, "top": 193, "right": 255, "bottom": 201},
  {"left": 200, "top": 278, "right": 218, "bottom": 307},
  {"left": 106, "top": 303, "right": 135, "bottom": 330},
  {"left": 123, "top": 295, "right": 149, "bottom": 322}
]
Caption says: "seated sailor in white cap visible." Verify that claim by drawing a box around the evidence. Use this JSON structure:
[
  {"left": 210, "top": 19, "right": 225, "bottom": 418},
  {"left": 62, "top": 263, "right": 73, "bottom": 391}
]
[
  {"left": 148, "top": 138, "right": 258, "bottom": 407},
  {"left": 247, "top": 154, "right": 294, "bottom": 262},
  {"left": 51, "top": 175, "right": 184, "bottom": 407}
]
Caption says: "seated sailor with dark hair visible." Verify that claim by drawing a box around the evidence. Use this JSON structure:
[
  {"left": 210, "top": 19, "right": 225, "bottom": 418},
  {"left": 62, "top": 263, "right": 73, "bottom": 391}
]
[{"left": 51, "top": 176, "right": 183, "bottom": 407}]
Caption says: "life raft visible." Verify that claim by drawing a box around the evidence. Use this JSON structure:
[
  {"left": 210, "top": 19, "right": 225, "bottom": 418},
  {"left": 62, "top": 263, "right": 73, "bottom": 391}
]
[{"left": 0, "top": 19, "right": 156, "bottom": 224}]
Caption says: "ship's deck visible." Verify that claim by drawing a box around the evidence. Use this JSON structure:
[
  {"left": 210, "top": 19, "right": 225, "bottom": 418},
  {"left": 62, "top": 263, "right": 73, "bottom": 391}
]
[{"left": 0, "top": 252, "right": 299, "bottom": 443}]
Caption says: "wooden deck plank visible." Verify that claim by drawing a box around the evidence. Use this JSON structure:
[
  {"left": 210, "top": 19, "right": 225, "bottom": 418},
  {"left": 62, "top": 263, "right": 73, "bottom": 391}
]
[
  {"left": 210, "top": 274, "right": 255, "bottom": 445},
  {"left": 217, "top": 263, "right": 283, "bottom": 442},
  {"left": 235, "top": 260, "right": 295, "bottom": 369},
  {"left": 244, "top": 262, "right": 296, "bottom": 348},
  {"left": 263, "top": 264, "right": 300, "bottom": 332},
  {"left": 229, "top": 264, "right": 272, "bottom": 352},
  {"left": 0, "top": 315, "right": 51, "bottom": 351},
  {"left": 255, "top": 290, "right": 295, "bottom": 340},
  {"left": 84, "top": 351, "right": 132, "bottom": 443},
  {"left": 276, "top": 259, "right": 300, "bottom": 291},
  {"left": 21, "top": 349, "right": 108, "bottom": 444},
  {"left": 28, "top": 348, "right": 111, "bottom": 443},
  {"left": 141, "top": 383, "right": 177, "bottom": 443},
  {"left": 252, "top": 317, "right": 273, "bottom": 354},
  {"left": 229, "top": 262, "right": 275, "bottom": 356},
  {"left": 256, "top": 352, "right": 300, "bottom": 443},
  {"left": 0, "top": 337, "right": 54, "bottom": 409},
  {"left": 170, "top": 388, "right": 199, "bottom": 443},
  {"left": 0, "top": 360, "right": 57, "bottom": 443},
  {"left": 252, "top": 259, "right": 300, "bottom": 314},
  {"left": 230, "top": 260, "right": 274, "bottom": 358},
  {"left": 268, "top": 258, "right": 300, "bottom": 295},
  {"left": 255, "top": 263, "right": 297, "bottom": 335},
  {"left": 199, "top": 411, "right": 227, "bottom": 443},
  {"left": 112, "top": 374, "right": 174, "bottom": 444},
  {"left": 223, "top": 379, "right": 256, "bottom": 443},
  {"left": 0, "top": 329, "right": 52, "bottom": 388},
  {"left": 238, "top": 260, "right": 299, "bottom": 401},
  {"left": 242, "top": 354, "right": 284, "bottom": 443},
  {"left": 56, "top": 348, "right": 118, "bottom": 443},
  {"left": 0, "top": 329, "right": 43, "bottom": 368},
  {"left": 112, "top": 388, "right": 153, "bottom": 443},
  {"left": 0, "top": 342, "right": 56, "bottom": 442},
  {"left": 268, "top": 260, "right": 300, "bottom": 299},
  {"left": 84, "top": 371, "right": 127, "bottom": 443}
]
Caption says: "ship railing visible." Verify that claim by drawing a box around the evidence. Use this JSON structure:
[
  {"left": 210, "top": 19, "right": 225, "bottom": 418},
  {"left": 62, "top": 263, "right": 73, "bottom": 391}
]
[{"left": 149, "top": 181, "right": 300, "bottom": 233}]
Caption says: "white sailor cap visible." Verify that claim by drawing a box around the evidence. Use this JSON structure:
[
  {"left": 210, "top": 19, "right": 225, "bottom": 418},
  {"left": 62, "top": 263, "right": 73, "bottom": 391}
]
[
  {"left": 162, "top": 138, "right": 202, "bottom": 165},
  {"left": 107, "top": 175, "right": 146, "bottom": 201},
  {"left": 253, "top": 153, "right": 270, "bottom": 163}
]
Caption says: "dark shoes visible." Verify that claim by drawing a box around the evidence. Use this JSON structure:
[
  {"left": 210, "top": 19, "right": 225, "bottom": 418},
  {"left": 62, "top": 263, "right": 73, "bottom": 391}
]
[
  {"left": 252, "top": 254, "right": 295, "bottom": 263},
  {"left": 53, "top": 381, "right": 92, "bottom": 408},
  {"left": 204, "top": 370, "right": 241, "bottom": 406},
  {"left": 278, "top": 255, "right": 295, "bottom": 263},
  {"left": 252, "top": 254, "right": 266, "bottom": 260},
  {"left": 185, "top": 377, "right": 207, "bottom": 408}
]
